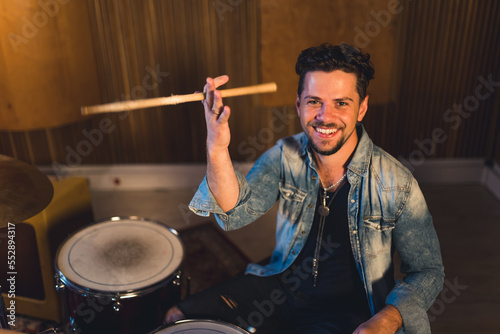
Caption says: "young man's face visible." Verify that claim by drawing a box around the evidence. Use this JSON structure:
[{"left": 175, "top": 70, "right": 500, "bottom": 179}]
[{"left": 296, "top": 70, "right": 368, "bottom": 157}]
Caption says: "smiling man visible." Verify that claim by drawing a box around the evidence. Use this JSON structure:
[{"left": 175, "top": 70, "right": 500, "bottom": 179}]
[{"left": 165, "top": 43, "right": 444, "bottom": 334}]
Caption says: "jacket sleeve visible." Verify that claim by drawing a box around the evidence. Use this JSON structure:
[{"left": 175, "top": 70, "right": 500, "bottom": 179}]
[
  {"left": 189, "top": 145, "right": 282, "bottom": 231},
  {"left": 386, "top": 178, "right": 445, "bottom": 334}
]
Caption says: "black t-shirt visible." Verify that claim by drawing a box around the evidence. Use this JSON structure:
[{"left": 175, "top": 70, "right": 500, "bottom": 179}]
[{"left": 282, "top": 181, "right": 371, "bottom": 316}]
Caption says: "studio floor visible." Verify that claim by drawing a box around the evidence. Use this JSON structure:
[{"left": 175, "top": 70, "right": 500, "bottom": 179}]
[{"left": 90, "top": 183, "right": 500, "bottom": 333}]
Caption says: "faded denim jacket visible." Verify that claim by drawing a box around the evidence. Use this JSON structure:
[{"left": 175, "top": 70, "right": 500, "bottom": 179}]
[{"left": 189, "top": 124, "right": 444, "bottom": 334}]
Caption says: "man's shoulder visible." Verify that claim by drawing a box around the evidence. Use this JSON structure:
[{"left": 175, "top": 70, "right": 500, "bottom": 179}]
[
  {"left": 276, "top": 132, "right": 308, "bottom": 154},
  {"left": 370, "top": 144, "right": 415, "bottom": 188}
]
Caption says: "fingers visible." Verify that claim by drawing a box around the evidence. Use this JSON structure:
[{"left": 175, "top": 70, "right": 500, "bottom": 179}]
[
  {"left": 213, "top": 74, "right": 229, "bottom": 88},
  {"left": 203, "top": 75, "right": 229, "bottom": 118},
  {"left": 217, "top": 105, "right": 231, "bottom": 122},
  {"left": 212, "top": 90, "right": 223, "bottom": 115}
]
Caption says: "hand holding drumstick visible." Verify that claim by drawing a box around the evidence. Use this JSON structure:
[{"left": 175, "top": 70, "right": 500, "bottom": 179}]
[
  {"left": 203, "top": 75, "right": 240, "bottom": 212},
  {"left": 81, "top": 75, "right": 276, "bottom": 214},
  {"left": 163, "top": 75, "right": 255, "bottom": 325}
]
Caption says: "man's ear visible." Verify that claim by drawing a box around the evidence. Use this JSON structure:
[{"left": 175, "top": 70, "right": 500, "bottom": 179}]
[{"left": 357, "top": 95, "right": 369, "bottom": 122}]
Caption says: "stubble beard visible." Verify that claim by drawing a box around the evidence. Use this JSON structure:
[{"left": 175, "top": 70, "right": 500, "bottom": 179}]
[
  {"left": 310, "top": 137, "right": 345, "bottom": 156},
  {"left": 307, "top": 125, "right": 356, "bottom": 156}
]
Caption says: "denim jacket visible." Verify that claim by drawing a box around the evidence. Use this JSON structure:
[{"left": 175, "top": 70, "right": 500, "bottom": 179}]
[{"left": 189, "top": 124, "right": 444, "bottom": 333}]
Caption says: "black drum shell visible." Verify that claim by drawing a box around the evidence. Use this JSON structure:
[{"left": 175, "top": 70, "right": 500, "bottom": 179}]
[{"left": 59, "top": 277, "right": 181, "bottom": 334}]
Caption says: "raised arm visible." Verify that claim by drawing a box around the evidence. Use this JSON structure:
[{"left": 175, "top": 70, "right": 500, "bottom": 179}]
[{"left": 203, "top": 75, "right": 239, "bottom": 212}]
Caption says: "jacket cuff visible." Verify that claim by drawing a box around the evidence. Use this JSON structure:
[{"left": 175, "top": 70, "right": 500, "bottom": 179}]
[
  {"left": 386, "top": 280, "right": 431, "bottom": 334},
  {"left": 188, "top": 171, "right": 247, "bottom": 217}
]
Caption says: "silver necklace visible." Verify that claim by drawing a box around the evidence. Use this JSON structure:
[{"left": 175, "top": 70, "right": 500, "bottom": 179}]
[
  {"left": 312, "top": 179, "right": 345, "bottom": 286},
  {"left": 318, "top": 173, "right": 347, "bottom": 217}
]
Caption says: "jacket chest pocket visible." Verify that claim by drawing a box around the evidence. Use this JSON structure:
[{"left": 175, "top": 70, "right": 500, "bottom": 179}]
[
  {"left": 278, "top": 183, "right": 307, "bottom": 223},
  {"left": 363, "top": 217, "right": 395, "bottom": 258}
]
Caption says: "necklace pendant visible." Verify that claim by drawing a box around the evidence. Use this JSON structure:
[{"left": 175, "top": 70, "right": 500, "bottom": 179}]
[{"left": 318, "top": 205, "right": 330, "bottom": 217}]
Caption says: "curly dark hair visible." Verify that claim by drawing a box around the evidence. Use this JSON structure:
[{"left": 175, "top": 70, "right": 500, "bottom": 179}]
[{"left": 295, "top": 43, "right": 375, "bottom": 103}]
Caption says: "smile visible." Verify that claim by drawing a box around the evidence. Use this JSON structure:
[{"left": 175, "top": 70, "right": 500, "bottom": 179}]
[{"left": 314, "top": 127, "right": 338, "bottom": 135}]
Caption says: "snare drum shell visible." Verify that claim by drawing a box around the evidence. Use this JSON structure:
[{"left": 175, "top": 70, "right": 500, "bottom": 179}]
[{"left": 55, "top": 217, "right": 184, "bottom": 334}]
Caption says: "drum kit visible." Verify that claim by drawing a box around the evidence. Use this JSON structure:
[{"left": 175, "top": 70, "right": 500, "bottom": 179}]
[
  {"left": 0, "top": 154, "right": 251, "bottom": 333},
  {"left": 0, "top": 82, "right": 280, "bottom": 333}
]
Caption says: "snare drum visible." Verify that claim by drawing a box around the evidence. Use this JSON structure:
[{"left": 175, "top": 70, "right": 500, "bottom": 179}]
[
  {"left": 55, "top": 216, "right": 184, "bottom": 334},
  {"left": 152, "top": 319, "right": 250, "bottom": 333}
]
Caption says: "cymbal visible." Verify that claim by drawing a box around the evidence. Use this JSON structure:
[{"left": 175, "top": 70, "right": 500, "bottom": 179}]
[{"left": 0, "top": 154, "right": 54, "bottom": 226}]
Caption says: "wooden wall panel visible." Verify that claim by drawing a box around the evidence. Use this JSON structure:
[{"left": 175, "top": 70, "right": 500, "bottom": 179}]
[
  {"left": 0, "top": 0, "right": 261, "bottom": 165},
  {"left": 0, "top": 1, "right": 101, "bottom": 130},
  {"left": 0, "top": 0, "right": 499, "bottom": 168},
  {"left": 391, "top": 0, "right": 500, "bottom": 164},
  {"left": 80, "top": 0, "right": 261, "bottom": 164},
  {"left": 260, "top": 0, "right": 402, "bottom": 107}
]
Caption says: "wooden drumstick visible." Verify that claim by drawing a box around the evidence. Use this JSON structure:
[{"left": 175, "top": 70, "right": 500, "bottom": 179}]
[{"left": 81, "top": 82, "right": 277, "bottom": 115}]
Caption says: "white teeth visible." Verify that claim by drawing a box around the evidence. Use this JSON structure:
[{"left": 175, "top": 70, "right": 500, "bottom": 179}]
[{"left": 315, "top": 127, "right": 338, "bottom": 134}]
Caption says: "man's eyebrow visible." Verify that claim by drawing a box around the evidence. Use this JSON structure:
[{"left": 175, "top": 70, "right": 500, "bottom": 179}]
[
  {"left": 303, "top": 96, "right": 355, "bottom": 102},
  {"left": 334, "top": 97, "right": 354, "bottom": 102},
  {"left": 303, "top": 95, "right": 322, "bottom": 100}
]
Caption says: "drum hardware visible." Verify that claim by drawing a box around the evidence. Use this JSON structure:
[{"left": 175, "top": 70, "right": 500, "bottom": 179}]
[
  {"left": 54, "top": 275, "right": 65, "bottom": 292},
  {"left": 172, "top": 271, "right": 182, "bottom": 287},
  {"left": 111, "top": 297, "right": 121, "bottom": 312},
  {"left": 186, "top": 276, "right": 192, "bottom": 297}
]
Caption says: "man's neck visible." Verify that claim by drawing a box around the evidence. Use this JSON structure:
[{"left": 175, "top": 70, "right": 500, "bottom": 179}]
[{"left": 313, "top": 131, "right": 359, "bottom": 186}]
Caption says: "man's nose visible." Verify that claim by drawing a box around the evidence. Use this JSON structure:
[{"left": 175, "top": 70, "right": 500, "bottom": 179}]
[{"left": 316, "top": 103, "right": 338, "bottom": 122}]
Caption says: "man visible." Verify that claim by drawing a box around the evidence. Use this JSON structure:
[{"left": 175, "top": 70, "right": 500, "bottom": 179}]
[{"left": 165, "top": 43, "right": 444, "bottom": 334}]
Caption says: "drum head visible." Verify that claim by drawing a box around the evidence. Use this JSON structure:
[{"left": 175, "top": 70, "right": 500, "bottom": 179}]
[
  {"left": 154, "top": 319, "right": 249, "bottom": 333},
  {"left": 56, "top": 217, "right": 183, "bottom": 294}
]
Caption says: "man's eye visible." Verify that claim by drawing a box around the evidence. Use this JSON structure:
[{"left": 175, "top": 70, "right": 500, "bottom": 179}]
[
  {"left": 307, "top": 100, "right": 321, "bottom": 105},
  {"left": 337, "top": 101, "right": 348, "bottom": 106}
]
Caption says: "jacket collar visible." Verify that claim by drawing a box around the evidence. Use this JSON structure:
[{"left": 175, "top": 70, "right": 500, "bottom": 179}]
[{"left": 348, "top": 123, "right": 373, "bottom": 177}]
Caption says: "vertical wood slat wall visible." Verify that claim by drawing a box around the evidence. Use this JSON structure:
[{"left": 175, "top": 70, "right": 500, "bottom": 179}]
[
  {"left": 0, "top": 0, "right": 499, "bottom": 166},
  {"left": 0, "top": 0, "right": 261, "bottom": 165},
  {"left": 390, "top": 0, "right": 500, "bottom": 164}
]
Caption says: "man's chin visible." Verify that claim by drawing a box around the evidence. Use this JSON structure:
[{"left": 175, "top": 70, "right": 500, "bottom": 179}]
[{"left": 310, "top": 142, "right": 343, "bottom": 156}]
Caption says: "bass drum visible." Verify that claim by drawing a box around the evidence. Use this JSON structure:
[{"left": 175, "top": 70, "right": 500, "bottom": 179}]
[
  {"left": 152, "top": 319, "right": 251, "bottom": 333},
  {"left": 55, "top": 216, "right": 184, "bottom": 334}
]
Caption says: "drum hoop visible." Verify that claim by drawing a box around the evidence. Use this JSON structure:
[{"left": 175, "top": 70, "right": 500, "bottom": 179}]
[
  {"left": 54, "top": 216, "right": 184, "bottom": 298},
  {"left": 150, "top": 319, "right": 250, "bottom": 334},
  {"left": 55, "top": 268, "right": 179, "bottom": 299}
]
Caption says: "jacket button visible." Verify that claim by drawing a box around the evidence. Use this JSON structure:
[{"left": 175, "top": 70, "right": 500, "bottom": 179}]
[
  {"left": 351, "top": 199, "right": 356, "bottom": 203},
  {"left": 308, "top": 204, "right": 313, "bottom": 208},
  {"left": 302, "top": 230, "right": 306, "bottom": 234},
  {"left": 292, "top": 251, "right": 296, "bottom": 255},
  {"left": 352, "top": 230, "right": 357, "bottom": 234}
]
